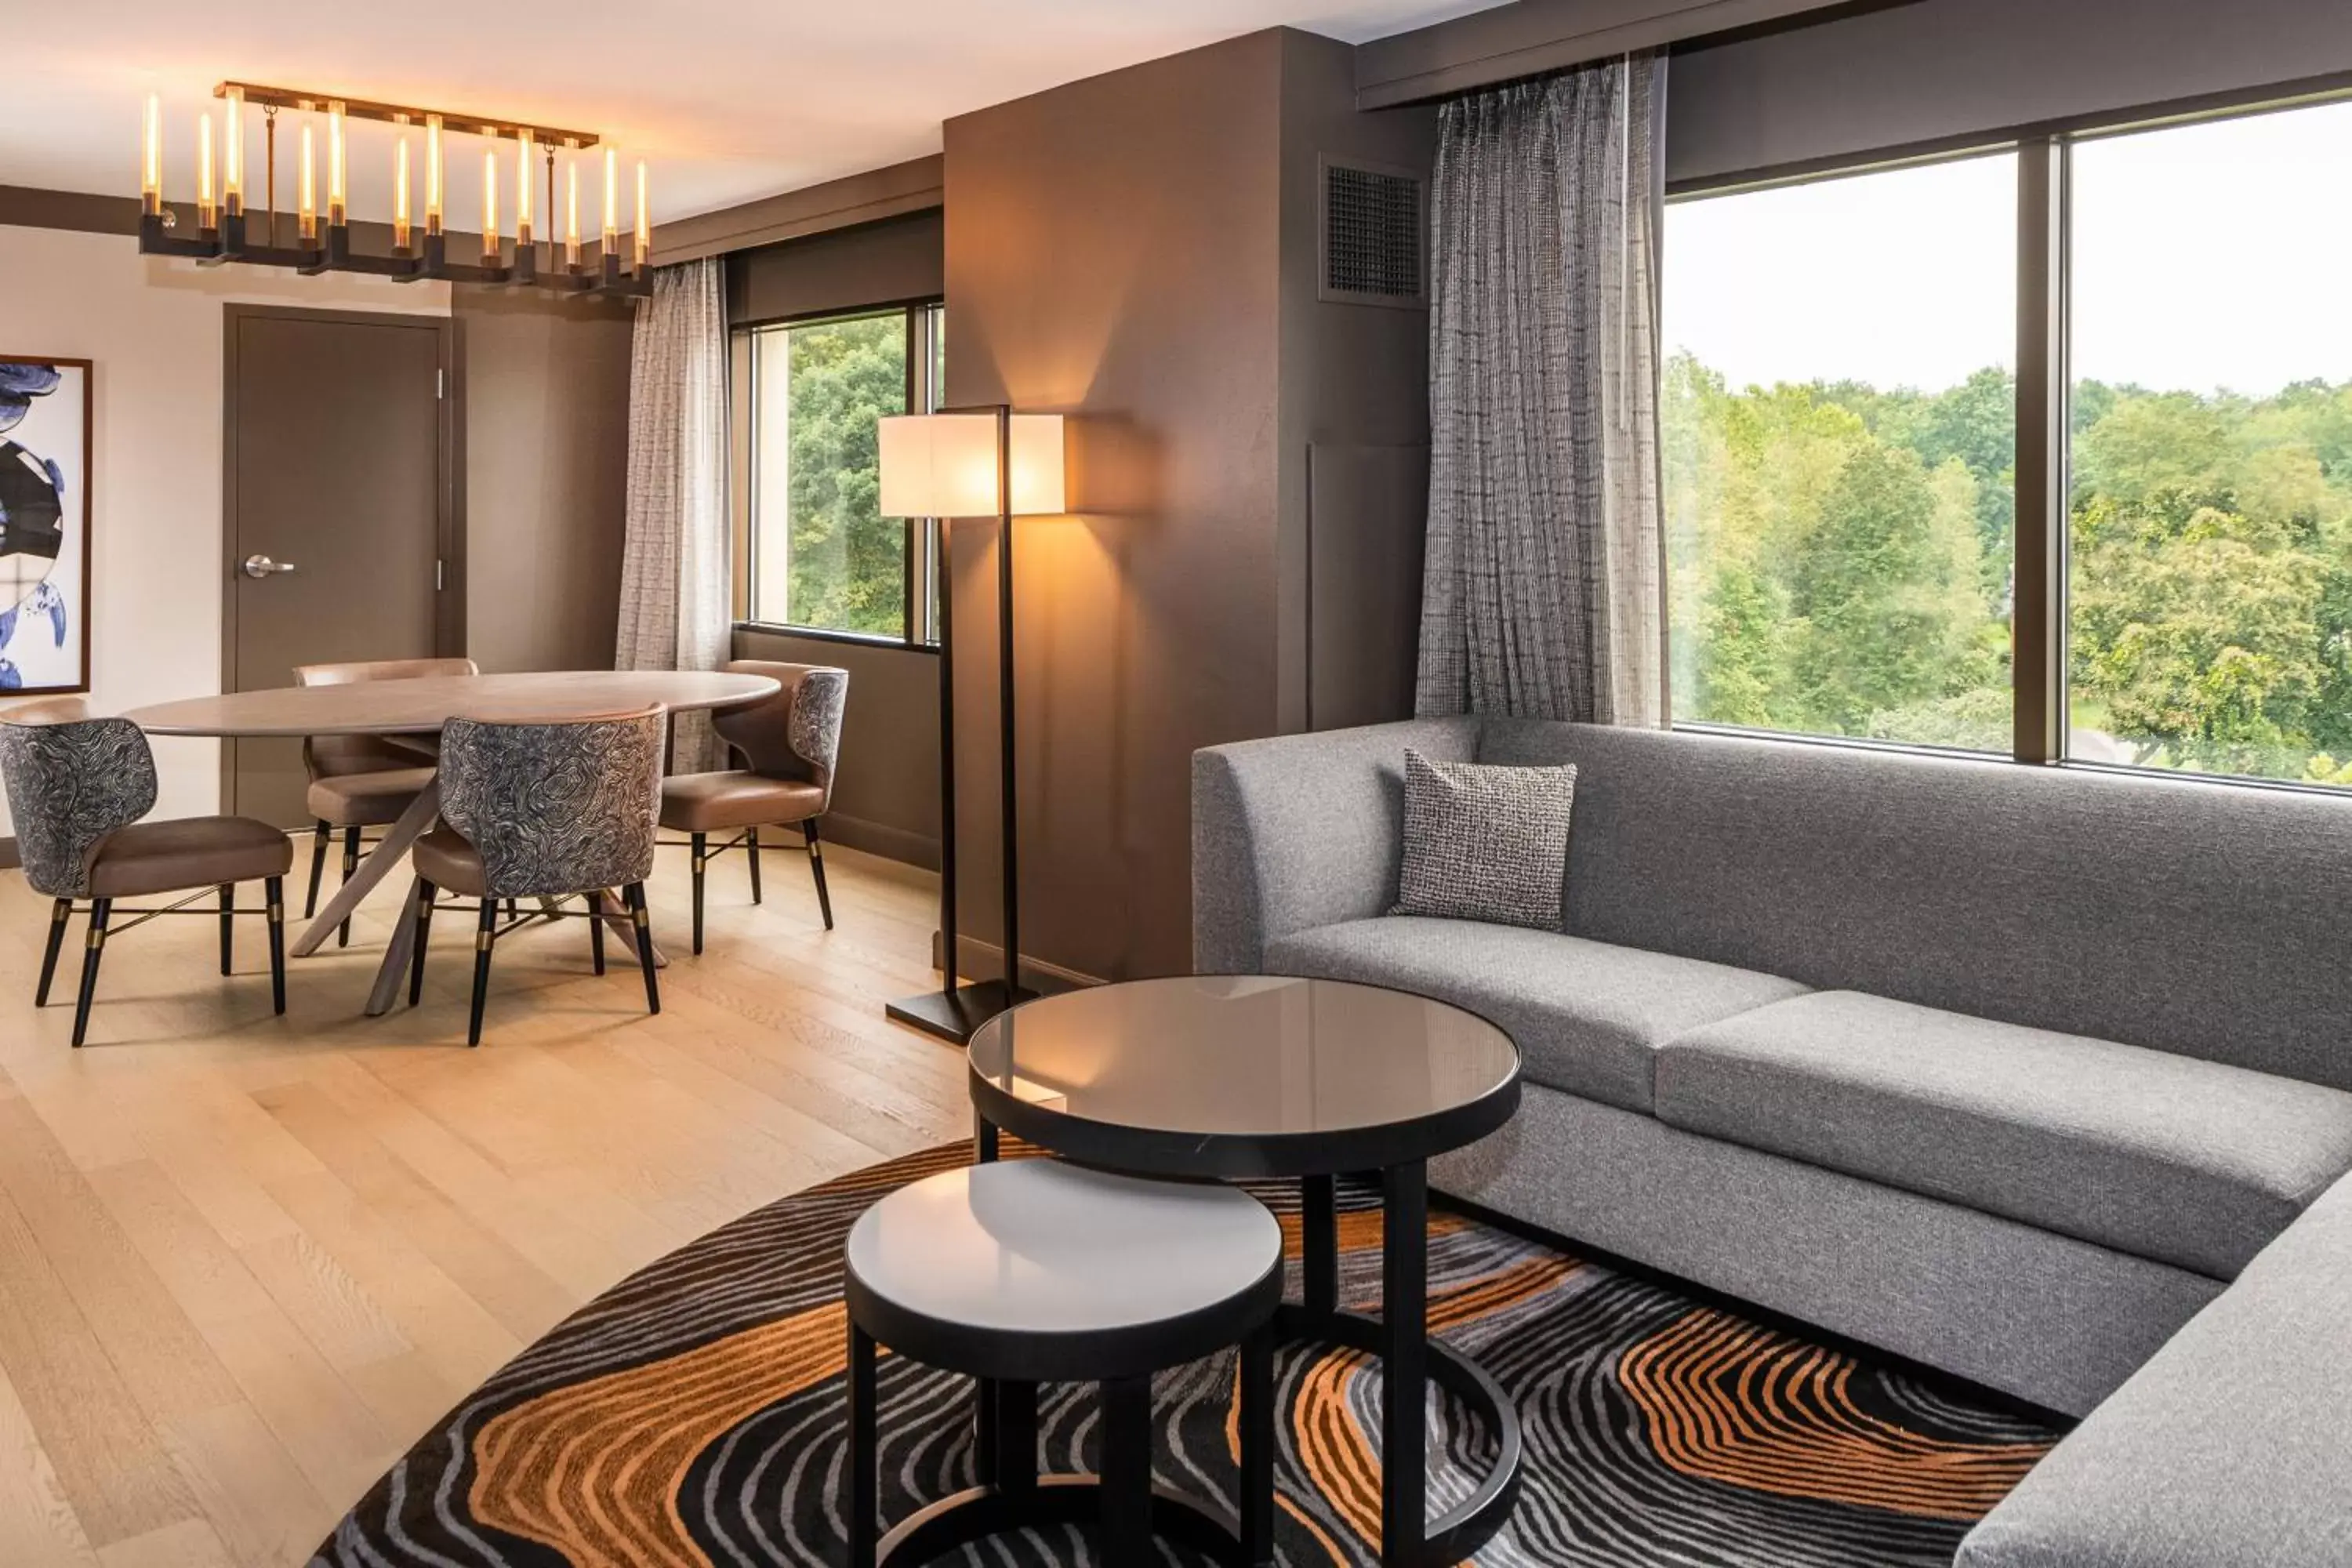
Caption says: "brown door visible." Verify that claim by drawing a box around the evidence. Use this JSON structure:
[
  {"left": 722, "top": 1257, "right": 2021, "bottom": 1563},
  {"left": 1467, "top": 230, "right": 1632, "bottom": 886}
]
[{"left": 224, "top": 307, "right": 452, "bottom": 826}]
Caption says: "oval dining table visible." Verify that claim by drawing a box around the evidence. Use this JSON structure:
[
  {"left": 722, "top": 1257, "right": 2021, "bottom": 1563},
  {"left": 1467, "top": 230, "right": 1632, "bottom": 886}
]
[{"left": 122, "top": 670, "right": 781, "bottom": 1018}]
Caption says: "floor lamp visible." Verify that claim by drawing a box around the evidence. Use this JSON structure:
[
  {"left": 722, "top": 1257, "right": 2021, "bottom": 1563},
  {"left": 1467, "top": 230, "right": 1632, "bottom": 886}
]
[{"left": 877, "top": 405, "right": 1066, "bottom": 1044}]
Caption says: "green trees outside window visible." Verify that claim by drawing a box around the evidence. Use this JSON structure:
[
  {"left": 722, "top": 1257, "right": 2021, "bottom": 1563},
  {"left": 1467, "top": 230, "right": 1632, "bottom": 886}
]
[
  {"left": 748, "top": 307, "right": 941, "bottom": 641},
  {"left": 1664, "top": 100, "right": 2352, "bottom": 789}
]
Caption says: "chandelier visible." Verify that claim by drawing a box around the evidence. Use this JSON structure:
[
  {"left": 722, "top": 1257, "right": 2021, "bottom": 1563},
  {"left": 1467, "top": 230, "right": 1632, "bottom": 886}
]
[{"left": 137, "top": 83, "right": 651, "bottom": 299}]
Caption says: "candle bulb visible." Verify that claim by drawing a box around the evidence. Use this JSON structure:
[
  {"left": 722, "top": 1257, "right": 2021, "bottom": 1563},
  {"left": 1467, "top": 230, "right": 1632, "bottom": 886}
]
[
  {"left": 482, "top": 148, "right": 499, "bottom": 261},
  {"left": 298, "top": 122, "right": 316, "bottom": 241},
  {"left": 601, "top": 146, "right": 618, "bottom": 255},
  {"left": 327, "top": 101, "right": 347, "bottom": 227},
  {"left": 223, "top": 85, "right": 243, "bottom": 215},
  {"left": 564, "top": 149, "right": 580, "bottom": 270},
  {"left": 515, "top": 129, "right": 535, "bottom": 246},
  {"left": 425, "top": 114, "right": 443, "bottom": 236},
  {"left": 198, "top": 111, "right": 216, "bottom": 230},
  {"left": 140, "top": 94, "right": 162, "bottom": 216},
  {"left": 634, "top": 159, "right": 649, "bottom": 271},
  {"left": 394, "top": 126, "right": 412, "bottom": 251}
]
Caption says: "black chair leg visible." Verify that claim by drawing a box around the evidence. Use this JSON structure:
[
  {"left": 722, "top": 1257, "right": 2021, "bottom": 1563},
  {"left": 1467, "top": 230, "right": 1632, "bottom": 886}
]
[
  {"left": 408, "top": 879, "right": 436, "bottom": 1007},
  {"left": 1098, "top": 1374, "right": 1153, "bottom": 1562},
  {"left": 804, "top": 818, "right": 833, "bottom": 931},
  {"left": 218, "top": 883, "right": 234, "bottom": 975},
  {"left": 689, "top": 831, "right": 706, "bottom": 955},
  {"left": 338, "top": 826, "right": 361, "bottom": 947},
  {"left": 305, "top": 820, "right": 329, "bottom": 918},
  {"left": 746, "top": 826, "right": 762, "bottom": 905},
  {"left": 624, "top": 882, "right": 660, "bottom": 1015},
  {"left": 466, "top": 898, "right": 497, "bottom": 1047},
  {"left": 71, "top": 898, "right": 111, "bottom": 1049},
  {"left": 265, "top": 876, "right": 286, "bottom": 1015},
  {"left": 589, "top": 896, "right": 606, "bottom": 975},
  {"left": 35, "top": 898, "right": 70, "bottom": 1007}
]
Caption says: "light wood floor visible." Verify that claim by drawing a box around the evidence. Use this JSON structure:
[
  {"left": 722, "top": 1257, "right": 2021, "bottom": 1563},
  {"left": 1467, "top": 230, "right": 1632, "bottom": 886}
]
[{"left": 0, "top": 838, "right": 968, "bottom": 1567}]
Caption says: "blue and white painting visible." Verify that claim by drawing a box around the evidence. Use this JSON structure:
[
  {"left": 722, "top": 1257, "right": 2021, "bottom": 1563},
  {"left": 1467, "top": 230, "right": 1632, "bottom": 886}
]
[{"left": 0, "top": 358, "right": 89, "bottom": 694}]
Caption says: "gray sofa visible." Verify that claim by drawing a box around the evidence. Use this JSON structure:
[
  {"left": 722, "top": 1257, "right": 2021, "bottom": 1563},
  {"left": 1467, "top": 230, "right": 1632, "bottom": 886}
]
[{"left": 1193, "top": 717, "right": 2352, "bottom": 1566}]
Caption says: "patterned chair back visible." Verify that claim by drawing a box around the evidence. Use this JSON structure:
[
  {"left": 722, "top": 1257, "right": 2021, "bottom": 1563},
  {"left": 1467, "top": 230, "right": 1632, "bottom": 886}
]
[
  {"left": 296, "top": 657, "right": 480, "bottom": 780},
  {"left": 436, "top": 706, "right": 664, "bottom": 900},
  {"left": 0, "top": 704, "right": 158, "bottom": 898},
  {"left": 712, "top": 660, "right": 848, "bottom": 811}
]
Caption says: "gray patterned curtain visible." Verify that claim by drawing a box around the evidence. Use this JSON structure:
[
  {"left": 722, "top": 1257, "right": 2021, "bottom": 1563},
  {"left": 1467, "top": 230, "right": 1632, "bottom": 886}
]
[
  {"left": 1415, "top": 55, "right": 1668, "bottom": 725},
  {"left": 617, "top": 258, "right": 731, "bottom": 771}
]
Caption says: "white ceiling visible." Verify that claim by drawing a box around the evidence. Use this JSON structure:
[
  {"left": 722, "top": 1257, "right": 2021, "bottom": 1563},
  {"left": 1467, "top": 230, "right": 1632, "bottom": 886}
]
[{"left": 4, "top": 2, "right": 1504, "bottom": 229}]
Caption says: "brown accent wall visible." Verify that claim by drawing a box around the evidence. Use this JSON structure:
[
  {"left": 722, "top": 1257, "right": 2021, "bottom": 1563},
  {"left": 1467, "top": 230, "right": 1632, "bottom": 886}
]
[
  {"left": 1279, "top": 37, "right": 1439, "bottom": 734},
  {"left": 942, "top": 27, "right": 1434, "bottom": 986},
  {"left": 452, "top": 285, "right": 634, "bottom": 673},
  {"left": 734, "top": 628, "right": 943, "bottom": 868}
]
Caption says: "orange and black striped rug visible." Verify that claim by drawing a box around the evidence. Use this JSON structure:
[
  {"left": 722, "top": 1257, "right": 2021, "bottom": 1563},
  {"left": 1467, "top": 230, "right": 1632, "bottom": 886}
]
[{"left": 312, "top": 1142, "right": 2063, "bottom": 1566}]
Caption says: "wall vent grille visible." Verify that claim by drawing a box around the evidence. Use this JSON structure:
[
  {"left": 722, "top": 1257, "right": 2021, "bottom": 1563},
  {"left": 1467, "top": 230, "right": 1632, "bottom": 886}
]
[{"left": 1321, "top": 158, "right": 1425, "bottom": 308}]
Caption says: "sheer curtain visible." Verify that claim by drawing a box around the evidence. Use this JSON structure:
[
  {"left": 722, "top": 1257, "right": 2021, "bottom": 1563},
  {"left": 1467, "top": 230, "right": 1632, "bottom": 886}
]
[
  {"left": 1414, "top": 54, "right": 1669, "bottom": 725},
  {"left": 616, "top": 257, "right": 731, "bottom": 771}
]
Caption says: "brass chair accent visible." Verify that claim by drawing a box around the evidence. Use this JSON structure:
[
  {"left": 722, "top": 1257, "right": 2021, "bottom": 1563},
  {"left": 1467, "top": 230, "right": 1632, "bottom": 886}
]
[
  {"left": 402, "top": 706, "right": 665, "bottom": 1046},
  {"left": 295, "top": 656, "right": 478, "bottom": 946},
  {"left": 659, "top": 659, "right": 848, "bottom": 953},
  {"left": 0, "top": 699, "right": 292, "bottom": 1047}
]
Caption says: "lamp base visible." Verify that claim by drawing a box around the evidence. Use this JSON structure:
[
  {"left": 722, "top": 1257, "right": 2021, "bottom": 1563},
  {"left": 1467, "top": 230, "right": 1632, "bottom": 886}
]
[{"left": 886, "top": 979, "right": 1036, "bottom": 1045}]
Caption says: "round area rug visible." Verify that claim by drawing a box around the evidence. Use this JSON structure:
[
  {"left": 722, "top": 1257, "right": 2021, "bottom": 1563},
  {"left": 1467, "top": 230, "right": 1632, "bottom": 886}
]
[{"left": 312, "top": 1142, "right": 2062, "bottom": 1567}]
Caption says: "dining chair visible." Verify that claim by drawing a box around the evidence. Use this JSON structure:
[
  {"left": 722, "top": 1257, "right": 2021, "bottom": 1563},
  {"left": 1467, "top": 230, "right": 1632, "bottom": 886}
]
[
  {"left": 402, "top": 706, "right": 665, "bottom": 1047},
  {"left": 658, "top": 659, "right": 848, "bottom": 953},
  {"left": 295, "top": 656, "right": 478, "bottom": 946},
  {"left": 0, "top": 699, "right": 292, "bottom": 1047}
]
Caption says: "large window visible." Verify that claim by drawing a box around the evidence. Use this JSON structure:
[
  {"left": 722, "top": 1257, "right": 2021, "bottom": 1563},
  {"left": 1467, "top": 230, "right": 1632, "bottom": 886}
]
[
  {"left": 2067, "top": 104, "right": 2352, "bottom": 786},
  {"left": 1664, "top": 96, "right": 2352, "bottom": 791},
  {"left": 1664, "top": 153, "right": 2019, "bottom": 752},
  {"left": 746, "top": 304, "right": 943, "bottom": 642}
]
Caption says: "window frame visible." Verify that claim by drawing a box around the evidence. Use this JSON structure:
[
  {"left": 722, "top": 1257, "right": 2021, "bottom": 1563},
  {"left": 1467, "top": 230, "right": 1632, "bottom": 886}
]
[
  {"left": 732, "top": 299, "right": 946, "bottom": 652},
  {"left": 1661, "top": 84, "right": 2352, "bottom": 798}
]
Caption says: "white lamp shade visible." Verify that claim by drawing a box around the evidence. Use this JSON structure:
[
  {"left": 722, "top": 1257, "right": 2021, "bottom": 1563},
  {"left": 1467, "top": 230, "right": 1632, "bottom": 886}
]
[{"left": 878, "top": 412, "right": 1066, "bottom": 518}]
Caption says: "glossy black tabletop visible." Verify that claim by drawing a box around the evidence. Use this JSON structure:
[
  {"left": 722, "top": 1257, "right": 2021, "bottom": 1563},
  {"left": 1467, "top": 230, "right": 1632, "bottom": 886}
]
[{"left": 966, "top": 975, "right": 1522, "bottom": 1178}]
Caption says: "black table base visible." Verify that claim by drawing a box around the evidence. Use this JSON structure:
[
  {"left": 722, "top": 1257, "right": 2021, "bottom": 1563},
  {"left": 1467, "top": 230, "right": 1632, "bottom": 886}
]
[
  {"left": 1291, "top": 1164, "right": 1523, "bottom": 1567},
  {"left": 865, "top": 1343, "right": 1274, "bottom": 1568},
  {"left": 971, "top": 1132, "right": 1523, "bottom": 1567}
]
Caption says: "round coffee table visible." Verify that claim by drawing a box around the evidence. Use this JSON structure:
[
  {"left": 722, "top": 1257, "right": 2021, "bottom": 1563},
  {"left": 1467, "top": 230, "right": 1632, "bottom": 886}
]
[{"left": 966, "top": 975, "right": 1523, "bottom": 1568}]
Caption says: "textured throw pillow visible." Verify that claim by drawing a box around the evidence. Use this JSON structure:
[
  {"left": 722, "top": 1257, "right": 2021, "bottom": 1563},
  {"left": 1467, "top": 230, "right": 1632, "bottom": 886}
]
[{"left": 1391, "top": 748, "right": 1577, "bottom": 931}]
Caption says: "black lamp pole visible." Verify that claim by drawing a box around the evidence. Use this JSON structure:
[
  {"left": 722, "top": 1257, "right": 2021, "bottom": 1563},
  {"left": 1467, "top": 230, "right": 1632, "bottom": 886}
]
[{"left": 887, "top": 405, "right": 1032, "bottom": 1043}]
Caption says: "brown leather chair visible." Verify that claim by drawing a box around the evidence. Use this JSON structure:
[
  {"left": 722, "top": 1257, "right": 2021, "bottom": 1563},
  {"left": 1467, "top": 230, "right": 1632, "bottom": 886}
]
[
  {"left": 0, "top": 699, "right": 292, "bottom": 1047},
  {"left": 659, "top": 659, "right": 848, "bottom": 953},
  {"left": 295, "top": 656, "right": 477, "bottom": 946},
  {"left": 403, "top": 706, "right": 665, "bottom": 1046}
]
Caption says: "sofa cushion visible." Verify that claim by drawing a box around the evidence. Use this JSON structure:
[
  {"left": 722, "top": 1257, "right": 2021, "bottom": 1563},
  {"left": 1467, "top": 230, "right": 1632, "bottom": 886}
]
[
  {"left": 1956, "top": 1172, "right": 2352, "bottom": 1568},
  {"left": 1264, "top": 916, "right": 1809, "bottom": 1113},
  {"left": 1657, "top": 991, "right": 2352, "bottom": 1279},
  {"left": 1391, "top": 750, "right": 1577, "bottom": 930}
]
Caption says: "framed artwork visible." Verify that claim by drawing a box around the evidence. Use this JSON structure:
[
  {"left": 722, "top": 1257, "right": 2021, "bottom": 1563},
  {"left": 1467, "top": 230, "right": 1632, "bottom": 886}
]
[{"left": 0, "top": 356, "right": 92, "bottom": 694}]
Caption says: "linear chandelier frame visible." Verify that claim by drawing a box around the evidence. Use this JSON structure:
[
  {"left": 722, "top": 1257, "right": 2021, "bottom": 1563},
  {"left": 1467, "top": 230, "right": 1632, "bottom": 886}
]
[
  {"left": 136, "top": 81, "right": 649, "bottom": 299},
  {"left": 214, "top": 82, "right": 603, "bottom": 148}
]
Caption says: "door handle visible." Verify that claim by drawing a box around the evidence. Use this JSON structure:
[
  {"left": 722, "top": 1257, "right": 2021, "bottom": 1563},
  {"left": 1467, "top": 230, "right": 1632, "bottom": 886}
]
[{"left": 241, "top": 554, "right": 297, "bottom": 579}]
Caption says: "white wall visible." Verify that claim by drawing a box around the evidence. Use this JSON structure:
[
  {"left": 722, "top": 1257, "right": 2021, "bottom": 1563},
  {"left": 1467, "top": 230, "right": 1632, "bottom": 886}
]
[{"left": 0, "top": 224, "right": 449, "bottom": 837}]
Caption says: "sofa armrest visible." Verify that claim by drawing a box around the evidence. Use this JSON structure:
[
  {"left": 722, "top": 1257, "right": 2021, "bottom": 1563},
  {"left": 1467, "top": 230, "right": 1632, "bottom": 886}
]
[
  {"left": 1191, "top": 718, "right": 1480, "bottom": 973},
  {"left": 1957, "top": 1171, "right": 2352, "bottom": 1568}
]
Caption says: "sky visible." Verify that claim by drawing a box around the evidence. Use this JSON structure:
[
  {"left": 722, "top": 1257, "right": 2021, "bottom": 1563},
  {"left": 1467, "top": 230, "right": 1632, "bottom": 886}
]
[{"left": 1661, "top": 98, "right": 2352, "bottom": 398}]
